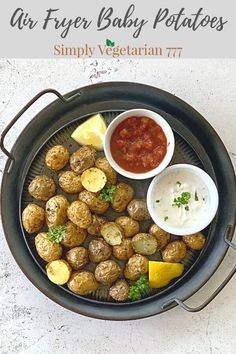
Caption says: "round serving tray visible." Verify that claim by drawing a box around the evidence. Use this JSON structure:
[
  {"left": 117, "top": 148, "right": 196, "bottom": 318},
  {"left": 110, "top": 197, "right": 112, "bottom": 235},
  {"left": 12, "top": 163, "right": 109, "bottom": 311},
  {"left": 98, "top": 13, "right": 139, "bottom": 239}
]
[{"left": 1, "top": 82, "right": 235, "bottom": 320}]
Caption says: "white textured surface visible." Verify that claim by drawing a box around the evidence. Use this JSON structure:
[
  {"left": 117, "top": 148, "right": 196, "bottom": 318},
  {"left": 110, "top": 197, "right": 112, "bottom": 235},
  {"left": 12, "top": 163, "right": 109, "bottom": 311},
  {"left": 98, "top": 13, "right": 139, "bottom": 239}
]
[{"left": 0, "top": 59, "right": 235, "bottom": 354}]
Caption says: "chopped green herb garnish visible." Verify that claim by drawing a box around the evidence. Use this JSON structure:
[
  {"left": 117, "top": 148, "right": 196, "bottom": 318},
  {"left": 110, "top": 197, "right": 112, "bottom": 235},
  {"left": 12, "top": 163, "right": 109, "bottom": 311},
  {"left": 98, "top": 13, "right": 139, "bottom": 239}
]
[
  {"left": 195, "top": 191, "right": 199, "bottom": 201},
  {"left": 99, "top": 185, "right": 117, "bottom": 202},
  {"left": 48, "top": 225, "right": 66, "bottom": 243},
  {"left": 173, "top": 192, "right": 191, "bottom": 208},
  {"left": 164, "top": 216, "right": 169, "bottom": 221},
  {"left": 185, "top": 206, "right": 189, "bottom": 211},
  {"left": 128, "top": 275, "right": 149, "bottom": 301},
  {"left": 176, "top": 181, "right": 181, "bottom": 187},
  {"left": 156, "top": 199, "right": 160, "bottom": 203}
]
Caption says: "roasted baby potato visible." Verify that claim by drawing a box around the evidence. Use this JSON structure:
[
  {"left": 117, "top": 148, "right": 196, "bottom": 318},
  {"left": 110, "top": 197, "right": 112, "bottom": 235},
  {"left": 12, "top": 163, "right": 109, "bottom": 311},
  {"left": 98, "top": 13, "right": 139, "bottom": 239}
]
[
  {"left": 58, "top": 171, "right": 83, "bottom": 194},
  {"left": 124, "top": 254, "right": 149, "bottom": 281},
  {"left": 101, "top": 222, "right": 123, "bottom": 246},
  {"left": 131, "top": 233, "right": 158, "bottom": 255},
  {"left": 35, "top": 232, "right": 62, "bottom": 262},
  {"left": 81, "top": 167, "right": 107, "bottom": 193},
  {"left": 45, "top": 145, "right": 70, "bottom": 171},
  {"left": 87, "top": 215, "right": 107, "bottom": 236},
  {"left": 67, "top": 200, "right": 92, "bottom": 229},
  {"left": 162, "top": 241, "right": 187, "bottom": 263},
  {"left": 111, "top": 182, "right": 134, "bottom": 213},
  {"left": 46, "top": 195, "right": 69, "bottom": 228},
  {"left": 28, "top": 175, "right": 56, "bottom": 201},
  {"left": 183, "top": 233, "right": 206, "bottom": 250},
  {"left": 65, "top": 247, "right": 89, "bottom": 270},
  {"left": 61, "top": 221, "right": 87, "bottom": 248},
  {"left": 22, "top": 203, "right": 45, "bottom": 233},
  {"left": 70, "top": 145, "right": 96, "bottom": 174},
  {"left": 113, "top": 239, "right": 134, "bottom": 260},
  {"left": 127, "top": 199, "right": 150, "bottom": 221},
  {"left": 79, "top": 190, "right": 109, "bottom": 215},
  {"left": 95, "top": 157, "right": 117, "bottom": 186},
  {"left": 149, "top": 224, "right": 171, "bottom": 250},
  {"left": 67, "top": 271, "right": 99, "bottom": 295},
  {"left": 115, "top": 216, "right": 140, "bottom": 238},
  {"left": 88, "top": 238, "right": 112, "bottom": 263},
  {"left": 109, "top": 279, "right": 129, "bottom": 302},
  {"left": 46, "top": 259, "right": 72, "bottom": 285},
  {"left": 95, "top": 260, "right": 121, "bottom": 284}
]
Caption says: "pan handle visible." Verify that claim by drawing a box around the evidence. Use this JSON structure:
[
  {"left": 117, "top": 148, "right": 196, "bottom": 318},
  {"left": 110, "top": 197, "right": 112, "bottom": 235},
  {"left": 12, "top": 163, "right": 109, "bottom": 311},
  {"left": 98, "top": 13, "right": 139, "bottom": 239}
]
[
  {"left": 161, "top": 225, "right": 236, "bottom": 312},
  {"left": 0, "top": 88, "right": 80, "bottom": 173}
]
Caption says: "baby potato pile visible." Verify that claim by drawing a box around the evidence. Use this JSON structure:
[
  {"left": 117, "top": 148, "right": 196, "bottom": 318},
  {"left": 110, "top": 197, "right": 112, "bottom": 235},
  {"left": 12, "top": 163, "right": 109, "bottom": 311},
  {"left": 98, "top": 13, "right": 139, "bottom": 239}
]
[{"left": 22, "top": 144, "right": 206, "bottom": 302}]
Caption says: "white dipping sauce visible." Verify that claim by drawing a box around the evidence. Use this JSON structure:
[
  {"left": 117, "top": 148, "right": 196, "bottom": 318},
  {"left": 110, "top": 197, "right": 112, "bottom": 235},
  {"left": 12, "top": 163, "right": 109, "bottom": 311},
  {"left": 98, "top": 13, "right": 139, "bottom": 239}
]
[{"left": 154, "top": 170, "right": 209, "bottom": 229}]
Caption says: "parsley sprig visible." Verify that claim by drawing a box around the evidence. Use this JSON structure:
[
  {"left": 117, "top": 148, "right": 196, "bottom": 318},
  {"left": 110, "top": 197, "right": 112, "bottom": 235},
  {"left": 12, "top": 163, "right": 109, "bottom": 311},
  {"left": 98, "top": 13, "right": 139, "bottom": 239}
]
[
  {"left": 99, "top": 185, "right": 117, "bottom": 202},
  {"left": 128, "top": 275, "right": 149, "bottom": 301},
  {"left": 172, "top": 192, "right": 191, "bottom": 209},
  {"left": 48, "top": 225, "right": 66, "bottom": 243}
]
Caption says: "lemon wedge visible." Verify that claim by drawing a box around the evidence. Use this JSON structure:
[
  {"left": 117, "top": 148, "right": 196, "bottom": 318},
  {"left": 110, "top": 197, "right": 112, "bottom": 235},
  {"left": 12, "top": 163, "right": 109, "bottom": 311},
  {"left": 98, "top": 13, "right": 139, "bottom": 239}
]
[
  {"left": 71, "top": 113, "right": 106, "bottom": 150},
  {"left": 149, "top": 261, "right": 184, "bottom": 288}
]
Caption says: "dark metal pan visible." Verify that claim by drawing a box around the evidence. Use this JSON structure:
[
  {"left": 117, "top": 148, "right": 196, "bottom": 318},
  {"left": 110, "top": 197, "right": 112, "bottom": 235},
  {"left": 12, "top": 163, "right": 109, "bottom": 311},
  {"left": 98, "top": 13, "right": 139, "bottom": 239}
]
[{"left": 1, "top": 82, "right": 235, "bottom": 320}]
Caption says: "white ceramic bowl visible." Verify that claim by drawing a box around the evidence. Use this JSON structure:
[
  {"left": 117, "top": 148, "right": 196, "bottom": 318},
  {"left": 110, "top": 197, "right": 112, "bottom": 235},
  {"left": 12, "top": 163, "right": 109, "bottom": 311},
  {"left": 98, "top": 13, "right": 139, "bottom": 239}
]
[
  {"left": 147, "top": 164, "right": 219, "bottom": 235},
  {"left": 104, "top": 109, "right": 175, "bottom": 180}
]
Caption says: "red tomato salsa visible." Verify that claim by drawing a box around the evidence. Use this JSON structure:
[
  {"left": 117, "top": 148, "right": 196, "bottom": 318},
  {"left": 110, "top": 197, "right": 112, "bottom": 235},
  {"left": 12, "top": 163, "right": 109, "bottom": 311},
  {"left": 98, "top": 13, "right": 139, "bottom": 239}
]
[{"left": 110, "top": 116, "right": 167, "bottom": 173}]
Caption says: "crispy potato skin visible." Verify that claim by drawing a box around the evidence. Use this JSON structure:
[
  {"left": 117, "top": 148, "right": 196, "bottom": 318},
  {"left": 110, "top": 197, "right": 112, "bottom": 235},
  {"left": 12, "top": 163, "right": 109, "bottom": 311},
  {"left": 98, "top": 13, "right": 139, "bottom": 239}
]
[
  {"left": 35, "top": 232, "right": 62, "bottom": 262},
  {"left": 61, "top": 221, "right": 87, "bottom": 248},
  {"left": 45, "top": 145, "right": 70, "bottom": 171},
  {"left": 95, "top": 260, "right": 121, "bottom": 284},
  {"left": 70, "top": 146, "right": 96, "bottom": 174},
  {"left": 109, "top": 279, "right": 129, "bottom": 301},
  {"left": 124, "top": 254, "right": 148, "bottom": 281},
  {"left": 95, "top": 157, "right": 117, "bottom": 186},
  {"left": 28, "top": 175, "right": 56, "bottom": 201},
  {"left": 67, "top": 271, "right": 99, "bottom": 295},
  {"left": 88, "top": 238, "right": 112, "bottom": 263},
  {"left": 58, "top": 171, "right": 83, "bottom": 194},
  {"left": 162, "top": 241, "right": 187, "bottom": 263},
  {"left": 87, "top": 215, "right": 107, "bottom": 236},
  {"left": 183, "top": 233, "right": 206, "bottom": 250},
  {"left": 131, "top": 233, "right": 158, "bottom": 255},
  {"left": 67, "top": 200, "right": 92, "bottom": 229},
  {"left": 66, "top": 247, "right": 89, "bottom": 270},
  {"left": 127, "top": 199, "right": 150, "bottom": 221},
  {"left": 111, "top": 183, "right": 134, "bottom": 213},
  {"left": 113, "top": 239, "right": 134, "bottom": 260},
  {"left": 79, "top": 190, "right": 109, "bottom": 215},
  {"left": 22, "top": 203, "right": 45, "bottom": 233},
  {"left": 46, "top": 195, "right": 69, "bottom": 228},
  {"left": 149, "top": 224, "right": 171, "bottom": 250},
  {"left": 115, "top": 216, "right": 140, "bottom": 238}
]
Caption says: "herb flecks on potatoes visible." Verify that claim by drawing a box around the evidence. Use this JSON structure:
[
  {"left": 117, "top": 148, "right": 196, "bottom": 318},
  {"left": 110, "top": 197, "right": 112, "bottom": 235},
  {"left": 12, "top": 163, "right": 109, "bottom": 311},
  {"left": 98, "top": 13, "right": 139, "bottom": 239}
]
[
  {"left": 81, "top": 167, "right": 107, "bottom": 193},
  {"left": 101, "top": 222, "right": 123, "bottom": 246},
  {"left": 45, "top": 145, "right": 70, "bottom": 171}
]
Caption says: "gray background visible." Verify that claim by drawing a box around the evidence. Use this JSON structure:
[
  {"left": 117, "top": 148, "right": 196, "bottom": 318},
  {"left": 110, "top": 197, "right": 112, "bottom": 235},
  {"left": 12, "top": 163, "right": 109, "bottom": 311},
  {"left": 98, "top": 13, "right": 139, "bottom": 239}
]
[
  {"left": 0, "top": 58, "right": 235, "bottom": 354},
  {"left": 0, "top": 0, "right": 235, "bottom": 57}
]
